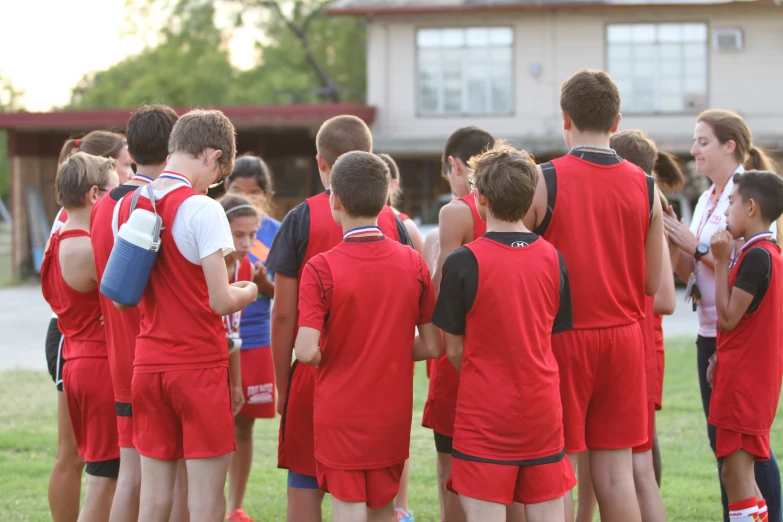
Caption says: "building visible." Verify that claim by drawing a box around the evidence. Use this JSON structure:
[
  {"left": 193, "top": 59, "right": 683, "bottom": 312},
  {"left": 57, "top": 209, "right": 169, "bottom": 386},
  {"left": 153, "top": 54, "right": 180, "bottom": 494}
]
[
  {"left": 326, "top": 0, "right": 783, "bottom": 213},
  {"left": 0, "top": 104, "right": 374, "bottom": 277}
]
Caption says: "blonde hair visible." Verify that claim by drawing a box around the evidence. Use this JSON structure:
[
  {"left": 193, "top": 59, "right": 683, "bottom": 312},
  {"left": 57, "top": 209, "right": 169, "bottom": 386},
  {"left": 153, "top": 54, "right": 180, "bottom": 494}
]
[
  {"left": 168, "top": 109, "right": 237, "bottom": 176},
  {"left": 315, "top": 115, "right": 373, "bottom": 167},
  {"left": 55, "top": 152, "right": 115, "bottom": 209}
]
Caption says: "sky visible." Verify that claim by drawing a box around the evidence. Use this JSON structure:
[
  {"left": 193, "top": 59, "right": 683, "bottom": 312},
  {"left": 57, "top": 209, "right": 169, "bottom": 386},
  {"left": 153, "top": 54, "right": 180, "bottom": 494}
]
[{"left": 0, "top": 0, "right": 257, "bottom": 112}]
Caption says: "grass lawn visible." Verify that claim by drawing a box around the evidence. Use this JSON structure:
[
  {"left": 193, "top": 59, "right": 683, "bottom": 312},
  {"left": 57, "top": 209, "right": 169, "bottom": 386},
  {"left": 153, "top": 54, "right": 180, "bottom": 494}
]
[{"left": 1, "top": 335, "right": 781, "bottom": 521}]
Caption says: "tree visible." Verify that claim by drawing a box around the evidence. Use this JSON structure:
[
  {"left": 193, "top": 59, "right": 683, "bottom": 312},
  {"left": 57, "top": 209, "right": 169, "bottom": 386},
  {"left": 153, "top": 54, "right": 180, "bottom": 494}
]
[{"left": 0, "top": 72, "right": 24, "bottom": 203}]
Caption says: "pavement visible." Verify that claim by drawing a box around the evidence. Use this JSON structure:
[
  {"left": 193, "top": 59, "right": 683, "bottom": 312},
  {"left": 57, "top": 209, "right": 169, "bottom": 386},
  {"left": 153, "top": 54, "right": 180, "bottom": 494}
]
[{"left": 0, "top": 285, "right": 700, "bottom": 373}]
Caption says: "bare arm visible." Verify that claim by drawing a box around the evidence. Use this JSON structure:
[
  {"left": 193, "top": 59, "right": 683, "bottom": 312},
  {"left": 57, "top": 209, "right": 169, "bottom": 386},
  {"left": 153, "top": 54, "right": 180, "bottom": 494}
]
[
  {"left": 413, "top": 323, "right": 444, "bottom": 361},
  {"left": 294, "top": 326, "right": 322, "bottom": 366},
  {"left": 711, "top": 229, "right": 754, "bottom": 331},
  {"left": 432, "top": 203, "right": 472, "bottom": 296},
  {"left": 203, "top": 251, "right": 258, "bottom": 316},
  {"left": 229, "top": 349, "right": 244, "bottom": 415},
  {"left": 654, "top": 239, "right": 676, "bottom": 316},
  {"left": 271, "top": 274, "right": 298, "bottom": 407},
  {"left": 444, "top": 332, "right": 464, "bottom": 372},
  {"left": 253, "top": 262, "right": 275, "bottom": 298},
  {"left": 522, "top": 165, "right": 546, "bottom": 231},
  {"left": 644, "top": 194, "right": 664, "bottom": 296},
  {"left": 404, "top": 219, "right": 426, "bottom": 256}
]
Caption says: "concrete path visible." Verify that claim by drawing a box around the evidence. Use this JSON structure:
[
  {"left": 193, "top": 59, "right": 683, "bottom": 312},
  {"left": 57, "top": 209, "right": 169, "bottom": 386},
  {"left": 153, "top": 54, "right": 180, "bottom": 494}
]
[{"left": 0, "top": 285, "right": 701, "bottom": 372}]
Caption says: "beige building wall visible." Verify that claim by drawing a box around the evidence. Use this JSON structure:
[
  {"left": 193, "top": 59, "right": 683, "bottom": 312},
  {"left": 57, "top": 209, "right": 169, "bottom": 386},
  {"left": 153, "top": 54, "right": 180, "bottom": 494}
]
[{"left": 366, "top": 4, "right": 783, "bottom": 155}]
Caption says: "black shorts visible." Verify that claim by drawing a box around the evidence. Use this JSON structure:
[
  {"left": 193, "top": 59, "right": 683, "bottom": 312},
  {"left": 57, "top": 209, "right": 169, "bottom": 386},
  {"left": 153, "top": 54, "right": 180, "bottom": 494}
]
[
  {"left": 434, "top": 431, "right": 453, "bottom": 454},
  {"left": 45, "top": 317, "right": 65, "bottom": 392},
  {"left": 86, "top": 458, "right": 120, "bottom": 479}
]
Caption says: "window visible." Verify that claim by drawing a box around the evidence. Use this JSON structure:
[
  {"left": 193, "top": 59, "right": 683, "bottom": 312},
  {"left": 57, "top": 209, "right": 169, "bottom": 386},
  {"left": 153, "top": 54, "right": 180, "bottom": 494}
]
[
  {"left": 417, "top": 27, "right": 514, "bottom": 116},
  {"left": 606, "top": 23, "right": 708, "bottom": 114}
]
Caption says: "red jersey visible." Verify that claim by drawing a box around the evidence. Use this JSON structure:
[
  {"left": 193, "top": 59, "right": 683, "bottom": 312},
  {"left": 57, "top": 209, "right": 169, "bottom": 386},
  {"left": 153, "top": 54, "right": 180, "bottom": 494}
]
[
  {"left": 452, "top": 237, "right": 564, "bottom": 461},
  {"left": 41, "top": 229, "right": 106, "bottom": 359},
  {"left": 116, "top": 186, "right": 227, "bottom": 373},
  {"left": 224, "top": 257, "right": 254, "bottom": 339},
  {"left": 542, "top": 155, "right": 650, "bottom": 329},
  {"left": 299, "top": 235, "right": 436, "bottom": 469},
  {"left": 711, "top": 239, "right": 783, "bottom": 434},
  {"left": 91, "top": 185, "right": 143, "bottom": 404},
  {"left": 641, "top": 295, "right": 657, "bottom": 402},
  {"left": 424, "top": 192, "right": 486, "bottom": 436}
]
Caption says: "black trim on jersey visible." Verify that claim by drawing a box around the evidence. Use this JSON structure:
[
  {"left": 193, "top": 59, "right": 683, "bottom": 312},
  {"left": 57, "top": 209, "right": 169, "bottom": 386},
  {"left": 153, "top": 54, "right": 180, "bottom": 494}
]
[
  {"left": 86, "top": 458, "right": 120, "bottom": 478},
  {"left": 279, "top": 360, "right": 299, "bottom": 444},
  {"left": 110, "top": 184, "right": 140, "bottom": 202},
  {"left": 45, "top": 317, "right": 65, "bottom": 391},
  {"left": 734, "top": 242, "right": 775, "bottom": 314},
  {"left": 646, "top": 175, "right": 655, "bottom": 226},
  {"left": 116, "top": 402, "right": 133, "bottom": 417},
  {"left": 452, "top": 447, "right": 567, "bottom": 467},
  {"left": 534, "top": 162, "right": 557, "bottom": 237},
  {"left": 434, "top": 431, "right": 454, "bottom": 454}
]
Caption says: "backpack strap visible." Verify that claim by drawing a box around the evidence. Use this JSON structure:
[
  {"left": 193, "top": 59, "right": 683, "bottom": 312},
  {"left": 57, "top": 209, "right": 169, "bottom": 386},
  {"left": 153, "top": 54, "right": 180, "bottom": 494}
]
[{"left": 129, "top": 183, "right": 164, "bottom": 245}]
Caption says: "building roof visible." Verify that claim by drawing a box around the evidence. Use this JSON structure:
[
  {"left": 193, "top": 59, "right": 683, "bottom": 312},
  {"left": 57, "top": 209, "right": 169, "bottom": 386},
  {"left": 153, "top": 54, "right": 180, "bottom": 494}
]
[
  {"left": 0, "top": 104, "right": 376, "bottom": 132},
  {"left": 326, "top": 0, "right": 774, "bottom": 15}
]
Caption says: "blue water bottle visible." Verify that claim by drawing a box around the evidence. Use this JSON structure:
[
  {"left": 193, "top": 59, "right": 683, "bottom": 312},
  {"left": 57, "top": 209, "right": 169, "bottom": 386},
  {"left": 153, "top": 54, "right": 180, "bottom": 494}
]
[{"left": 100, "top": 184, "right": 163, "bottom": 307}]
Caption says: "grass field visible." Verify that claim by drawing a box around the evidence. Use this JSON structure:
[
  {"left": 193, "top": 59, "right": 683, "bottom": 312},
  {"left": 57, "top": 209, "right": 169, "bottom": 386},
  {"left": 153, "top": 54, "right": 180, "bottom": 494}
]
[{"left": 1, "top": 335, "right": 781, "bottom": 521}]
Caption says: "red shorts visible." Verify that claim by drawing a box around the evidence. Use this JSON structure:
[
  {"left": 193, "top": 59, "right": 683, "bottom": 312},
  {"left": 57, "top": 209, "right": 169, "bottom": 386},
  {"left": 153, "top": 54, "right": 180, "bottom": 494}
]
[
  {"left": 632, "top": 401, "right": 656, "bottom": 454},
  {"left": 448, "top": 457, "right": 576, "bottom": 505},
  {"left": 132, "top": 367, "right": 236, "bottom": 460},
  {"left": 552, "top": 323, "right": 647, "bottom": 453},
  {"left": 316, "top": 461, "right": 405, "bottom": 509},
  {"left": 716, "top": 427, "right": 771, "bottom": 461},
  {"left": 278, "top": 361, "right": 317, "bottom": 476},
  {"left": 63, "top": 358, "right": 120, "bottom": 462},
  {"left": 655, "top": 349, "right": 665, "bottom": 411},
  {"left": 238, "top": 348, "right": 276, "bottom": 419},
  {"left": 117, "top": 412, "right": 134, "bottom": 449},
  {"left": 422, "top": 399, "right": 456, "bottom": 440},
  {"left": 422, "top": 351, "right": 460, "bottom": 439}
]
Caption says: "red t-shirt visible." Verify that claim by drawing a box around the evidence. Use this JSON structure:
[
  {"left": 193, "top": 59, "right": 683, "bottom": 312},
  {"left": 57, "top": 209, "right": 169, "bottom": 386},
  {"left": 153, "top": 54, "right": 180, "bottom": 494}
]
[
  {"left": 41, "top": 229, "right": 106, "bottom": 360},
  {"left": 542, "top": 154, "right": 651, "bottom": 329},
  {"left": 711, "top": 238, "right": 783, "bottom": 434},
  {"left": 90, "top": 185, "right": 144, "bottom": 404},
  {"left": 298, "top": 235, "right": 436, "bottom": 469},
  {"left": 451, "top": 237, "right": 566, "bottom": 461}
]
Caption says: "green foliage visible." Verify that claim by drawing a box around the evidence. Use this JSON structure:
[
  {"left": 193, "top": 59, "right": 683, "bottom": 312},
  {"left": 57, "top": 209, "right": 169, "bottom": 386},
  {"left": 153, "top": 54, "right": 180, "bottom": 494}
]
[
  {"left": 0, "top": 72, "right": 23, "bottom": 204},
  {"left": 70, "top": 0, "right": 367, "bottom": 109}
]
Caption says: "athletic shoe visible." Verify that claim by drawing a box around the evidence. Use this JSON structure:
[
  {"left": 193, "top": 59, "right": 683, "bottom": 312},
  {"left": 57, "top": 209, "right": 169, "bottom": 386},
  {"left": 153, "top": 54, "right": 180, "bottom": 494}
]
[
  {"left": 395, "top": 508, "right": 415, "bottom": 522},
  {"left": 225, "top": 508, "right": 254, "bottom": 522}
]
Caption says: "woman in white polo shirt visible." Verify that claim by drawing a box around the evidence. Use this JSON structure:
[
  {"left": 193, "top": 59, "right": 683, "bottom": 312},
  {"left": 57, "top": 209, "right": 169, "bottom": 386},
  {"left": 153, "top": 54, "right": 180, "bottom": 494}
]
[{"left": 664, "top": 108, "right": 781, "bottom": 522}]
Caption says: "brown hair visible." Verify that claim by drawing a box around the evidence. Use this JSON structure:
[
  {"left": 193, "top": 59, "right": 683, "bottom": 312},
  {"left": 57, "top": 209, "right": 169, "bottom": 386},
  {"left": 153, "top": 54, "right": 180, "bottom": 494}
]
[
  {"left": 468, "top": 141, "right": 538, "bottom": 223},
  {"left": 220, "top": 194, "right": 259, "bottom": 224},
  {"left": 442, "top": 126, "right": 495, "bottom": 177},
  {"left": 127, "top": 104, "right": 179, "bottom": 166},
  {"left": 377, "top": 153, "right": 401, "bottom": 206},
  {"left": 697, "top": 109, "right": 776, "bottom": 172},
  {"left": 56, "top": 152, "right": 115, "bottom": 209},
  {"left": 611, "top": 130, "right": 685, "bottom": 193},
  {"left": 168, "top": 109, "right": 237, "bottom": 177},
  {"left": 227, "top": 154, "right": 275, "bottom": 214},
  {"left": 330, "top": 151, "right": 390, "bottom": 218},
  {"left": 315, "top": 115, "right": 373, "bottom": 168},
  {"left": 561, "top": 69, "right": 621, "bottom": 133},
  {"left": 58, "top": 130, "right": 126, "bottom": 166}
]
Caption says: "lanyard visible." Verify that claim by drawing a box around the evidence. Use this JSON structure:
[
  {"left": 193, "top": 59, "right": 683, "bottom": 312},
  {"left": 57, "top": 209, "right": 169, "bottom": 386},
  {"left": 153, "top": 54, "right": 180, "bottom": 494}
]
[
  {"left": 695, "top": 185, "right": 725, "bottom": 241},
  {"left": 343, "top": 226, "right": 383, "bottom": 240},
  {"left": 223, "top": 261, "right": 241, "bottom": 337},
  {"left": 159, "top": 171, "right": 192, "bottom": 187},
  {"left": 130, "top": 174, "right": 154, "bottom": 184}
]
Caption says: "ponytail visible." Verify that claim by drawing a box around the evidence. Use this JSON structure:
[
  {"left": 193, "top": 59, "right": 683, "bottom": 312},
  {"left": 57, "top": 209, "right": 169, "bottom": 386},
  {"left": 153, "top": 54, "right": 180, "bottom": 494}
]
[
  {"left": 58, "top": 139, "right": 80, "bottom": 166},
  {"left": 745, "top": 146, "right": 775, "bottom": 172},
  {"left": 653, "top": 151, "right": 686, "bottom": 194}
]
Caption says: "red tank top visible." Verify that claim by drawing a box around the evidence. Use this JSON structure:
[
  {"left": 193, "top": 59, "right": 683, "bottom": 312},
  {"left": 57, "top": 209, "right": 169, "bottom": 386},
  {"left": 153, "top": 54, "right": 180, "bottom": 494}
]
[
  {"left": 641, "top": 295, "right": 657, "bottom": 402},
  {"left": 41, "top": 229, "right": 106, "bottom": 359},
  {"left": 117, "top": 186, "right": 227, "bottom": 372},
  {"left": 91, "top": 190, "right": 142, "bottom": 403},
  {"left": 712, "top": 239, "right": 783, "bottom": 433},
  {"left": 300, "top": 192, "right": 401, "bottom": 279},
  {"left": 453, "top": 237, "right": 564, "bottom": 461},
  {"left": 544, "top": 155, "right": 649, "bottom": 328},
  {"left": 460, "top": 192, "right": 486, "bottom": 241}
]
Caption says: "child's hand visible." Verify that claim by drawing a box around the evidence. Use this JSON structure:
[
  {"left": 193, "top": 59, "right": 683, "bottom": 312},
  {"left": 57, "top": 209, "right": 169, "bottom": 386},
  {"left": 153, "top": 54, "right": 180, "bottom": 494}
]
[
  {"left": 710, "top": 229, "right": 733, "bottom": 263},
  {"left": 707, "top": 353, "right": 717, "bottom": 387},
  {"left": 253, "top": 261, "right": 268, "bottom": 282},
  {"left": 232, "top": 385, "right": 245, "bottom": 416},
  {"left": 276, "top": 391, "right": 285, "bottom": 416}
]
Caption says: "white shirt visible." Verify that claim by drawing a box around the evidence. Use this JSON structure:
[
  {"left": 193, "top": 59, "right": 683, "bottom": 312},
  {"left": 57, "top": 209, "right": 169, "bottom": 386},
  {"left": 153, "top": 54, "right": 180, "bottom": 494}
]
[
  {"left": 112, "top": 182, "right": 234, "bottom": 264},
  {"left": 689, "top": 165, "right": 776, "bottom": 337}
]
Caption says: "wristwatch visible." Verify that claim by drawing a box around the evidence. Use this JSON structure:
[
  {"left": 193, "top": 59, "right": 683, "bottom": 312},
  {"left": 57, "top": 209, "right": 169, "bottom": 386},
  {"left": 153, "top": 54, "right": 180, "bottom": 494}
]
[{"left": 694, "top": 243, "right": 710, "bottom": 261}]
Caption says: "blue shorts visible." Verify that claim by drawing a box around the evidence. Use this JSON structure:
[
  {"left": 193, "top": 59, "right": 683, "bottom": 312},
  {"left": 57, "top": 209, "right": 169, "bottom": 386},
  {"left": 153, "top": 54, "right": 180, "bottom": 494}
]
[{"left": 288, "top": 470, "right": 319, "bottom": 489}]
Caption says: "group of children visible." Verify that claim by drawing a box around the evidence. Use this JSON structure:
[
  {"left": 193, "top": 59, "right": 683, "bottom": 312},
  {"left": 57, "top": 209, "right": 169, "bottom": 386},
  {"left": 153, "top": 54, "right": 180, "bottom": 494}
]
[{"left": 40, "top": 68, "right": 783, "bottom": 522}]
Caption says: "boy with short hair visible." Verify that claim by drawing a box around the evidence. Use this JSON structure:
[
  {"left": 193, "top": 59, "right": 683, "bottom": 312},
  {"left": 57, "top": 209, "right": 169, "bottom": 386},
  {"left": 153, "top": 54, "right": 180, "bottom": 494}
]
[
  {"left": 266, "top": 115, "right": 412, "bottom": 522},
  {"left": 294, "top": 151, "right": 443, "bottom": 522},
  {"left": 425, "top": 125, "right": 495, "bottom": 522},
  {"left": 522, "top": 69, "right": 664, "bottom": 522},
  {"left": 709, "top": 170, "right": 783, "bottom": 522},
  {"left": 114, "top": 109, "right": 258, "bottom": 522},
  {"left": 91, "top": 103, "right": 180, "bottom": 522},
  {"left": 434, "top": 143, "right": 575, "bottom": 522}
]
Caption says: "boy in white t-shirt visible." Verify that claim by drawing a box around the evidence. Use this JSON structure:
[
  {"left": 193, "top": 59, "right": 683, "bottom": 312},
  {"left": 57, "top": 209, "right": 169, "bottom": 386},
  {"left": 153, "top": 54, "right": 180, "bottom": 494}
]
[{"left": 114, "top": 110, "right": 258, "bottom": 522}]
